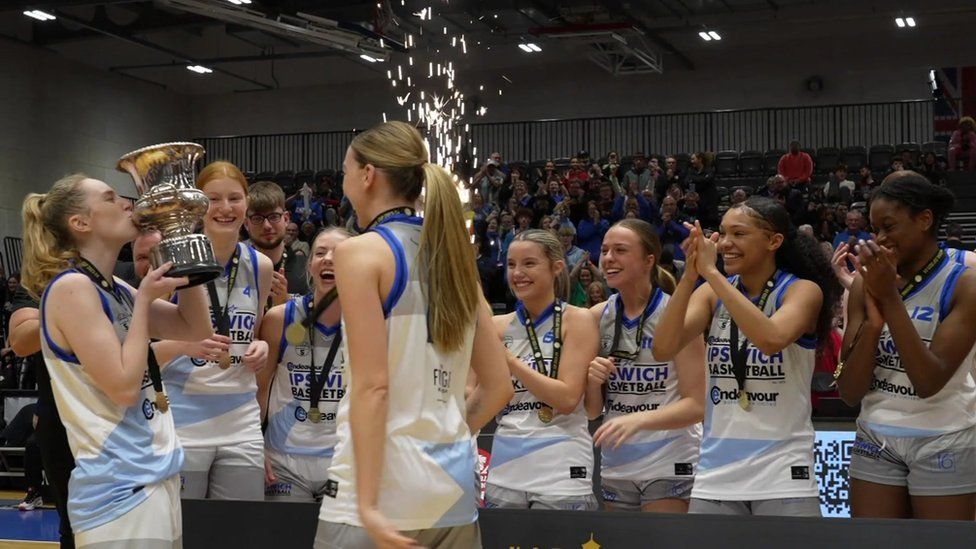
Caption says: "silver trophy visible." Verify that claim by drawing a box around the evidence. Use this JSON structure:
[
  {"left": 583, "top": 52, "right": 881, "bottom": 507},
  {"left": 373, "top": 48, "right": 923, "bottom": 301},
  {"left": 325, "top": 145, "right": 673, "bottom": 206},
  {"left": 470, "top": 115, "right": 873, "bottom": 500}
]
[{"left": 117, "top": 142, "right": 221, "bottom": 287}]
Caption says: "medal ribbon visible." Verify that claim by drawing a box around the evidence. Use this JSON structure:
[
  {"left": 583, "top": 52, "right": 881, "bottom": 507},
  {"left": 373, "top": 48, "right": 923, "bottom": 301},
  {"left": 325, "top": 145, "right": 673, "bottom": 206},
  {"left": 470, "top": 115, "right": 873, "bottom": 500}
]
[
  {"left": 609, "top": 294, "right": 651, "bottom": 361},
  {"left": 206, "top": 246, "right": 242, "bottom": 342},
  {"left": 75, "top": 258, "right": 166, "bottom": 410},
  {"left": 363, "top": 207, "right": 417, "bottom": 232},
  {"left": 304, "top": 294, "right": 342, "bottom": 413},
  {"left": 728, "top": 272, "right": 779, "bottom": 399},
  {"left": 898, "top": 248, "right": 945, "bottom": 299},
  {"left": 522, "top": 301, "right": 563, "bottom": 379}
]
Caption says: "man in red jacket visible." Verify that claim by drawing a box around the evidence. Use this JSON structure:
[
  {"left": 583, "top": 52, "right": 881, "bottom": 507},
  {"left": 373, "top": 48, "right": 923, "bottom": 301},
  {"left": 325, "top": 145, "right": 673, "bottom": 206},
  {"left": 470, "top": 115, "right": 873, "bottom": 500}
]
[{"left": 777, "top": 140, "right": 813, "bottom": 187}]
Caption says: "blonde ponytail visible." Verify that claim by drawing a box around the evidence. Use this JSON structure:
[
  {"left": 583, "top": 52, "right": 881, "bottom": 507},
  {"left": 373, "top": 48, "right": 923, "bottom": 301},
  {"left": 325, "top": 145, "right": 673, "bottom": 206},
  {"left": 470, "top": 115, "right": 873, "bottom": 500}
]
[
  {"left": 349, "top": 121, "right": 480, "bottom": 352},
  {"left": 21, "top": 174, "right": 90, "bottom": 299},
  {"left": 654, "top": 265, "right": 677, "bottom": 295},
  {"left": 421, "top": 163, "right": 480, "bottom": 352}
]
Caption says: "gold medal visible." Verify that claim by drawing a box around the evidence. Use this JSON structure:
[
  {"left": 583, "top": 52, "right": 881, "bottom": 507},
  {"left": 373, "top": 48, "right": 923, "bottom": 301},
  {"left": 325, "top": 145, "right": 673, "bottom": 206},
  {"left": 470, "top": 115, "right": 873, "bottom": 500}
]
[
  {"left": 538, "top": 405, "right": 554, "bottom": 424},
  {"left": 155, "top": 391, "right": 170, "bottom": 413},
  {"left": 218, "top": 353, "right": 232, "bottom": 370},
  {"left": 308, "top": 407, "right": 322, "bottom": 423},
  {"left": 285, "top": 322, "right": 307, "bottom": 346},
  {"left": 738, "top": 392, "right": 751, "bottom": 411}
]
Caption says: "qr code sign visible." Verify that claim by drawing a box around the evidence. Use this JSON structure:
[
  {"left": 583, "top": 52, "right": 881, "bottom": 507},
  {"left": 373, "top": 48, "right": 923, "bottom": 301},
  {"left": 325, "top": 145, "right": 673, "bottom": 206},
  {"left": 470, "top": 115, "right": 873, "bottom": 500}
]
[{"left": 814, "top": 431, "right": 855, "bottom": 517}]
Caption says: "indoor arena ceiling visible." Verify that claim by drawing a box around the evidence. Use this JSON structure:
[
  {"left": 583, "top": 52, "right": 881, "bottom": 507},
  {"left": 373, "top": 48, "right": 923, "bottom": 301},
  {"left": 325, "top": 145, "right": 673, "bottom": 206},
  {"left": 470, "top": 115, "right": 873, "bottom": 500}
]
[{"left": 2, "top": 0, "right": 975, "bottom": 94}]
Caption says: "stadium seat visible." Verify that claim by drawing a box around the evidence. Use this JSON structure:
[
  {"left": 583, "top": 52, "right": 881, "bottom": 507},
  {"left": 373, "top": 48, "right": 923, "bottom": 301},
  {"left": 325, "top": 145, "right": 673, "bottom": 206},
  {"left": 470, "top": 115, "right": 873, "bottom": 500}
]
[
  {"left": 841, "top": 146, "right": 867, "bottom": 172},
  {"left": 922, "top": 141, "right": 948, "bottom": 162},
  {"left": 764, "top": 149, "right": 786, "bottom": 175},
  {"left": 739, "top": 150, "right": 763, "bottom": 176},
  {"left": 815, "top": 147, "right": 841, "bottom": 174},
  {"left": 869, "top": 144, "right": 895, "bottom": 172},
  {"left": 715, "top": 150, "right": 740, "bottom": 177},
  {"left": 895, "top": 142, "right": 921, "bottom": 166},
  {"left": 674, "top": 153, "right": 691, "bottom": 174},
  {"left": 254, "top": 171, "right": 275, "bottom": 182},
  {"left": 295, "top": 169, "right": 314, "bottom": 186}
]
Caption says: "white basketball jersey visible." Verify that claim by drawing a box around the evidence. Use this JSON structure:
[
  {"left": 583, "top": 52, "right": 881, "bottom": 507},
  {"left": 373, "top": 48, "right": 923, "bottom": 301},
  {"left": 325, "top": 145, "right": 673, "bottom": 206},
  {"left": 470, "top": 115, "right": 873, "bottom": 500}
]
[
  {"left": 598, "top": 290, "right": 701, "bottom": 482},
  {"left": 860, "top": 255, "right": 976, "bottom": 436},
  {"left": 487, "top": 301, "right": 594, "bottom": 497},
  {"left": 162, "top": 242, "right": 263, "bottom": 448},
  {"left": 323, "top": 215, "right": 479, "bottom": 531},
  {"left": 265, "top": 294, "right": 344, "bottom": 458},
  {"left": 696, "top": 271, "right": 818, "bottom": 501},
  {"left": 40, "top": 270, "right": 183, "bottom": 532}
]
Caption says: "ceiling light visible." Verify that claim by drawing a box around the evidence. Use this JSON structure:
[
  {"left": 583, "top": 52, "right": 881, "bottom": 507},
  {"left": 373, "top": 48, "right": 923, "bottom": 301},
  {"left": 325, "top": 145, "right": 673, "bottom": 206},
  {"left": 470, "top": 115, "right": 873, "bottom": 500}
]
[
  {"left": 906, "top": 17, "right": 916, "bottom": 27},
  {"left": 518, "top": 43, "right": 532, "bottom": 52},
  {"left": 698, "top": 31, "right": 712, "bottom": 41},
  {"left": 708, "top": 31, "right": 722, "bottom": 40},
  {"left": 526, "top": 43, "right": 541, "bottom": 52},
  {"left": 186, "top": 65, "right": 213, "bottom": 74},
  {"left": 360, "top": 54, "right": 378, "bottom": 62},
  {"left": 895, "top": 17, "right": 905, "bottom": 28},
  {"left": 23, "top": 10, "right": 56, "bottom": 21}
]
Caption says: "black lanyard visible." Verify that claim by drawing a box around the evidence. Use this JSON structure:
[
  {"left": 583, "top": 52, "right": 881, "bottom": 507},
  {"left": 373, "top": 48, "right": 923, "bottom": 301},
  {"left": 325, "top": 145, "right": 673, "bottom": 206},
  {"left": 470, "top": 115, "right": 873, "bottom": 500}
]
[
  {"left": 75, "top": 258, "right": 167, "bottom": 411},
  {"left": 899, "top": 248, "right": 945, "bottom": 299},
  {"left": 206, "top": 246, "right": 241, "bottom": 337},
  {"left": 728, "top": 272, "right": 778, "bottom": 399},
  {"left": 75, "top": 257, "right": 133, "bottom": 309},
  {"left": 265, "top": 246, "right": 289, "bottom": 313},
  {"left": 307, "top": 310, "right": 342, "bottom": 413},
  {"left": 363, "top": 207, "right": 417, "bottom": 232},
  {"left": 522, "top": 301, "right": 563, "bottom": 378},
  {"left": 609, "top": 293, "right": 652, "bottom": 361}
]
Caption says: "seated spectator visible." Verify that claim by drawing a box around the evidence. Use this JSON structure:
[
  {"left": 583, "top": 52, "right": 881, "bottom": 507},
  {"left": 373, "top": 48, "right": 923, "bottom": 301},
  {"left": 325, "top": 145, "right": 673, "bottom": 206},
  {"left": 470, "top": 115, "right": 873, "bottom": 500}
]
[
  {"left": 777, "top": 140, "right": 814, "bottom": 187},
  {"left": 539, "top": 215, "right": 554, "bottom": 232},
  {"left": 485, "top": 216, "right": 504, "bottom": 264},
  {"left": 657, "top": 156, "right": 684, "bottom": 204},
  {"left": 919, "top": 152, "right": 947, "bottom": 186},
  {"left": 511, "top": 180, "right": 532, "bottom": 208},
  {"left": 684, "top": 152, "right": 717, "bottom": 227},
  {"left": 949, "top": 116, "right": 976, "bottom": 171},
  {"left": 823, "top": 164, "right": 855, "bottom": 203},
  {"left": 855, "top": 165, "right": 876, "bottom": 199},
  {"left": 612, "top": 187, "right": 655, "bottom": 224},
  {"left": 602, "top": 151, "right": 622, "bottom": 184},
  {"left": 565, "top": 157, "right": 589, "bottom": 184},
  {"left": 536, "top": 159, "right": 559, "bottom": 186},
  {"left": 885, "top": 157, "right": 906, "bottom": 179},
  {"left": 681, "top": 191, "right": 701, "bottom": 221},
  {"left": 286, "top": 184, "right": 325, "bottom": 226},
  {"left": 489, "top": 151, "right": 510, "bottom": 177},
  {"left": 648, "top": 157, "right": 665, "bottom": 190},
  {"left": 558, "top": 225, "right": 587, "bottom": 272},
  {"left": 944, "top": 222, "right": 972, "bottom": 251},
  {"left": 577, "top": 200, "right": 609, "bottom": 260},
  {"left": 510, "top": 165, "right": 530, "bottom": 194},
  {"left": 568, "top": 258, "right": 598, "bottom": 307},
  {"left": 474, "top": 233, "right": 506, "bottom": 304},
  {"left": 528, "top": 185, "right": 556, "bottom": 224},
  {"left": 798, "top": 224, "right": 815, "bottom": 239},
  {"left": 514, "top": 208, "right": 534, "bottom": 235},
  {"left": 657, "top": 197, "right": 690, "bottom": 260},
  {"left": 284, "top": 222, "right": 307, "bottom": 256},
  {"left": 564, "top": 180, "right": 590, "bottom": 224},
  {"left": 757, "top": 174, "right": 804, "bottom": 219},
  {"left": 547, "top": 179, "right": 568, "bottom": 203},
  {"left": 657, "top": 246, "right": 684, "bottom": 281},
  {"left": 898, "top": 149, "right": 916, "bottom": 171},
  {"left": 586, "top": 281, "right": 608, "bottom": 308},
  {"left": 831, "top": 209, "right": 871, "bottom": 249},
  {"left": 730, "top": 188, "right": 748, "bottom": 206},
  {"left": 472, "top": 159, "right": 506, "bottom": 205},
  {"left": 624, "top": 152, "right": 652, "bottom": 193}
]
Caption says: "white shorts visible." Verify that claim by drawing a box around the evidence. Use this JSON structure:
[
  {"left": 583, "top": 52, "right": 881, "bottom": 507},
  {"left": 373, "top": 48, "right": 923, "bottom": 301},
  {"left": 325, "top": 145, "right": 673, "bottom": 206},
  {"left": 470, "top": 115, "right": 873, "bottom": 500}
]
[
  {"left": 265, "top": 449, "right": 333, "bottom": 502},
  {"left": 484, "top": 483, "right": 597, "bottom": 511},
  {"left": 849, "top": 422, "right": 976, "bottom": 496},
  {"left": 75, "top": 476, "right": 182, "bottom": 548},
  {"left": 180, "top": 439, "right": 264, "bottom": 500},
  {"left": 689, "top": 497, "right": 822, "bottom": 517},
  {"left": 601, "top": 477, "right": 694, "bottom": 510}
]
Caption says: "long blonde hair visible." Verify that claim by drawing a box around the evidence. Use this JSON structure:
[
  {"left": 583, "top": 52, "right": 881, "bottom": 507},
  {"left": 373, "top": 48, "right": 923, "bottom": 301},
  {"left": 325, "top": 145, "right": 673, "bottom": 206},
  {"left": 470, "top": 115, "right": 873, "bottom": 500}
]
[
  {"left": 511, "top": 229, "right": 570, "bottom": 302},
  {"left": 21, "top": 174, "right": 90, "bottom": 299},
  {"left": 349, "top": 121, "right": 479, "bottom": 353}
]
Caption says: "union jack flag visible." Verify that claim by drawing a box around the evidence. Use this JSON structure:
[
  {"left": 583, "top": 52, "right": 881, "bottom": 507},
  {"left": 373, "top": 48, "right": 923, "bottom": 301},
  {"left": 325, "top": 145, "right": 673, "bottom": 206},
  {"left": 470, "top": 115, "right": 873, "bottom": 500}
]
[{"left": 933, "top": 66, "right": 976, "bottom": 142}]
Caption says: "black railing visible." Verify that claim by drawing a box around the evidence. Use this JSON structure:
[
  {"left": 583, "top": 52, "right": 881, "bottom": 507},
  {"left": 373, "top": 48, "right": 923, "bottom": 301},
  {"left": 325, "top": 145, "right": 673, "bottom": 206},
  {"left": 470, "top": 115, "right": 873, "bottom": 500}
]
[
  {"left": 196, "top": 99, "right": 937, "bottom": 173},
  {"left": 3, "top": 237, "right": 22, "bottom": 277}
]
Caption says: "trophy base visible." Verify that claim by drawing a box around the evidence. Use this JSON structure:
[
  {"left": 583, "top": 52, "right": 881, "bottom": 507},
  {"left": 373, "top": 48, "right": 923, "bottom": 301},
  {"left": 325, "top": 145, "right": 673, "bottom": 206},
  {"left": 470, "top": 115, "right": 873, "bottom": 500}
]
[{"left": 151, "top": 233, "right": 222, "bottom": 288}]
